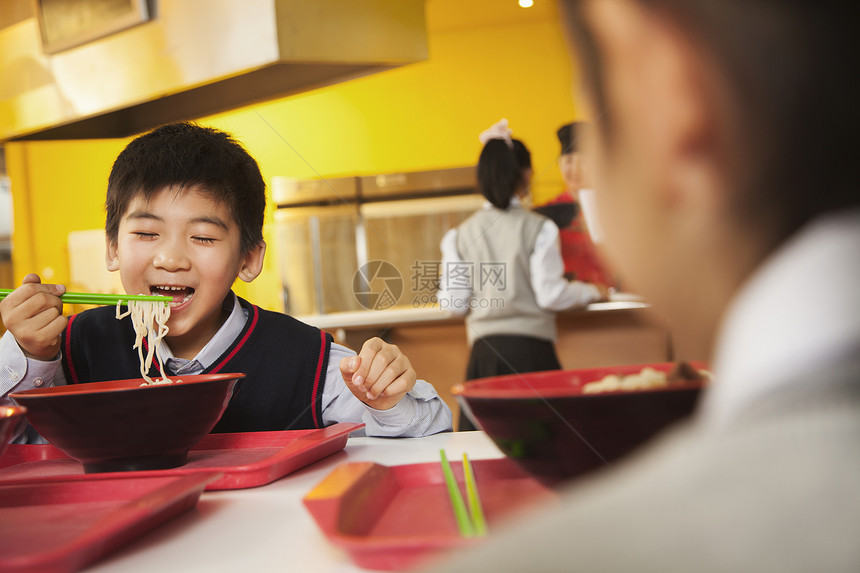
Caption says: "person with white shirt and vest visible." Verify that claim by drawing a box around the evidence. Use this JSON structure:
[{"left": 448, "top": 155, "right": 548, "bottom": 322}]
[{"left": 438, "top": 119, "right": 607, "bottom": 430}]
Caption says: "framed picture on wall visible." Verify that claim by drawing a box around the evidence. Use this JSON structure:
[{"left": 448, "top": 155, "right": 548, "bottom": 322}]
[{"left": 36, "top": 0, "right": 150, "bottom": 54}]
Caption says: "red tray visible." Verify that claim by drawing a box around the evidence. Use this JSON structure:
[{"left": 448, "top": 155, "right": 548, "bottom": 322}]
[
  {"left": 0, "top": 422, "right": 363, "bottom": 491},
  {"left": 303, "top": 457, "right": 557, "bottom": 571},
  {"left": 0, "top": 472, "right": 219, "bottom": 573}
]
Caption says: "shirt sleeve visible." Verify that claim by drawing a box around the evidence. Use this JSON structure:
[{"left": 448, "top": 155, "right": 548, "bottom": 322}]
[
  {"left": 531, "top": 219, "right": 602, "bottom": 311},
  {"left": 321, "top": 341, "right": 453, "bottom": 437},
  {"left": 437, "top": 228, "right": 471, "bottom": 317},
  {"left": 1, "top": 330, "right": 62, "bottom": 443}
]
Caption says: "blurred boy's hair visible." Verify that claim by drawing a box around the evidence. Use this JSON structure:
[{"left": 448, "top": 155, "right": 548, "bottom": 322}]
[
  {"left": 105, "top": 122, "right": 265, "bottom": 254},
  {"left": 560, "top": 0, "right": 860, "bottom": 248}
]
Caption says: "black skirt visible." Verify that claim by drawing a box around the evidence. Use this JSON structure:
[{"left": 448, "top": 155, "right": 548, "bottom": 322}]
[{"left": 459, "top": 335, "right": 562, "bottom": 431}]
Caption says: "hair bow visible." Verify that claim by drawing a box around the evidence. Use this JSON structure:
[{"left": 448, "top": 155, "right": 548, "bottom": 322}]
[{"left": 479, "top": 118, "right": 513, "bottom": 148}]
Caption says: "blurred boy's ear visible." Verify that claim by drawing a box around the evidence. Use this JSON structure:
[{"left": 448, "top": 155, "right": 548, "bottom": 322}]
[
  {"left": 105, "top": 236, "right": 119, "bottom": 272},
  {"left": 584, "top": 0, "right": 726, "bottom": 223},
  {"left": 237, "top": 241, "right": 266, "bottom": 283}
]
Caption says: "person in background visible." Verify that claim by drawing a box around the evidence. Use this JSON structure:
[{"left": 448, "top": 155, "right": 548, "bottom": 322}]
[
  {"left": 430, "top": 0, "right": 860, "bottom": 570},
  {"left": 534, "top": 121, "right": 615, "bottom": 287},
  {"left": 534, "top": 121, "right": 588, "bottom": 230},
  {"left": 438, "top": 119, "right": 606, "bottom": 430},
  {"left": 0, "top": 122, "right": 452, "bottom": 443}
]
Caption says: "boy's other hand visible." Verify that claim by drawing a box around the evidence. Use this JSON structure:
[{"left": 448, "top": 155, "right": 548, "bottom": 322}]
[
  {"left": 340, "top": 337, "right": 417, "bottom": 410},
  {"left": 0, "top": 273, "right": 67, "bottom": 360}
]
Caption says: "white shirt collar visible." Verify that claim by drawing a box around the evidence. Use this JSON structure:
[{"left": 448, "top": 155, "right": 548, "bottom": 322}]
[
  {"left": 701, "top": 208, "right": 860, "bottom": 427},
  {"left": 482, "top": 196, "right": 524, "bottom": 210},
  {"left": 157, "top": 292, "right": 247, "bottom": 369}
]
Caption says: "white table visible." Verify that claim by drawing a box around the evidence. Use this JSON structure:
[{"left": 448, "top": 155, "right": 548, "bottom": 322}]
[{"left": 87, "top": 431, "right": 505, "bottom": 573}]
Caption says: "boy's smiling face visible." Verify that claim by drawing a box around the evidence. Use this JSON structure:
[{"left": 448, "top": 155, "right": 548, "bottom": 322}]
[{"left": 106, "top": 185, "right": 265, "bottom": 358}]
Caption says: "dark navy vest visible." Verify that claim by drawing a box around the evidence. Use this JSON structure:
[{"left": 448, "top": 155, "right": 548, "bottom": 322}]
[{"left": 60, "top": 297, "right": 332, "bottom": 432}]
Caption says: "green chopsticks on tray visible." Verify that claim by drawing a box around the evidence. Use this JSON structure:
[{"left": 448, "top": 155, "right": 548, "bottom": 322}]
[
  {"left": 440, "top": 449, "right": 488, "bottom": 537},
  {"left": 0, "top": 289, "right": 171, "bottom": 306}
]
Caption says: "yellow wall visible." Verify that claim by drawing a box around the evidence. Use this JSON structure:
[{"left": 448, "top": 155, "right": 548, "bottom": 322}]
[{"left": 6, "top": 2, "right": 581, "bottom": 312}]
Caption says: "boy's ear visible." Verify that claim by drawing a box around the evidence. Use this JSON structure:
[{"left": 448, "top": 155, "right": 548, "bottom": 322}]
[
  {"left": 586, "top": 0, "right": 724, "bottom": 202},
  {"left": 237, "top": 241, "right": 266, "bottom": 283},
  {"left": 105, "top": 236, "right": 120, "bottom": 272}
]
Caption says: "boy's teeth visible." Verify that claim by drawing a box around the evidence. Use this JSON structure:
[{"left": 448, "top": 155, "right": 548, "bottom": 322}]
[{"left": 151, "top": 286, "right": 194, "bottom": 304}]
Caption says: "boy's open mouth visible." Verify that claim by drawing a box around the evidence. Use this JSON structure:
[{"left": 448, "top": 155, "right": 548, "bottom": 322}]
[{"left": 151, "top": 285, "right": 194, "bottom": 305}]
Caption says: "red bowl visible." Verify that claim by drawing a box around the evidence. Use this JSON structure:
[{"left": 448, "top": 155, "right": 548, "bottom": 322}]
[
  {"left": 10, "top": 373, "right": 243, "bottom": 473},
  {"left": 0, "top": 405, "right": 27, "bottom": 458},
  {"left": 452, "top": 363, "right": 706, "bottom": 486}
]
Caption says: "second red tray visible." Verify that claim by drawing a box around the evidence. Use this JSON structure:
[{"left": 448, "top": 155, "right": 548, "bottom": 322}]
[
  {"left": 0, "top": 422, "right": 363, "bottom": 490},
  {"left": 304, "top": 457, "right": 557, "bottom": 571}
]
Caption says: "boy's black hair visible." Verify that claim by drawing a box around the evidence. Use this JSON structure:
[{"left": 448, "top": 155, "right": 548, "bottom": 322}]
[
  {"left": 105, "top": 122, "right": 265, "bottom": 255},
  {"left": 478, "top": 138, "right": 530, "bottom": 210},
  {"left": 560, "top": 0, "right": 860, "bottom": 250},
  {"left": 557, "top": 122, "right": 587, "bottom": 156}
]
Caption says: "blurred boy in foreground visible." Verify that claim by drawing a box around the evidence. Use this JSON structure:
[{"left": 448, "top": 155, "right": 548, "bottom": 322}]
[
  {"left": 431, "top": 0, "right": 860, "bottom": 570},
  {"left": 0, "top": 123, "right": 452, "bottom": 441}
]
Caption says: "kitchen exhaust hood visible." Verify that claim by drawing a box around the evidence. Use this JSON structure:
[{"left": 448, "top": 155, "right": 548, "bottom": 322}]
[{"left": 0, "top": 0, "right": 427, "bottom": 142}]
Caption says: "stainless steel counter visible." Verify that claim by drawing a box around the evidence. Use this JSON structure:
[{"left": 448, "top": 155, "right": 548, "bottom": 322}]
[{"left": 294, "top": 294, "right": 648, "bottom": 331}]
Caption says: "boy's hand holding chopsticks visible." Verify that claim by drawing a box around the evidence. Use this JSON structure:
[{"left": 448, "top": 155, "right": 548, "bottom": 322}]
[
  {"left": 0, "top": 274, "right": 172, "bottom": 361},
  {"left": 0, "top": 274, "right": 67, "bottom": 361}
]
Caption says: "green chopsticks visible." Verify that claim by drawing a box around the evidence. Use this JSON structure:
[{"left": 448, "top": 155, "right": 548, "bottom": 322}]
[
  {"left": 462, "top": 453, "right": 488, "bottom": 535},
  {"left": 440, "top": 449, "right": 487, "bottom": 537},
  {"left": 0, "top": 289, "right": 171, "bottom": 306}
]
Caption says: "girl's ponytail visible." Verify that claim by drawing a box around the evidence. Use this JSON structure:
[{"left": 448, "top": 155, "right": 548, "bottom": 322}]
[{"left": 477, "top": 139, "right": 521, "bottom": 210}]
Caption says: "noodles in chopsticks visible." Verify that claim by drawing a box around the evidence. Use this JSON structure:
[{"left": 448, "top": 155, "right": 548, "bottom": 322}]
[{"left": 116, "top": 299, "right": 174, "bottom": 385}]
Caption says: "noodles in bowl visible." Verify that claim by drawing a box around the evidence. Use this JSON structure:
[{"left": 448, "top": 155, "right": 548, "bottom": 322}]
[
  {"left": 8, "top": 297, "right": 242, "bottom": 473},
  {"left": 452, "top": 362, "right": 707, "bottom": 486},
  {"left": 10, "top": 373, "right": 243, "bottom": 472}
]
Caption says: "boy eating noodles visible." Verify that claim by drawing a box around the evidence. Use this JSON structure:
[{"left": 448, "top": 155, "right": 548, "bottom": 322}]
[{"left": 0, "top": 122, "right": 452, "bottom": 440}]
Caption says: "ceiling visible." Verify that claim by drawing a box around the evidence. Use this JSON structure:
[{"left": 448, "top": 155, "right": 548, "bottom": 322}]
[
  {"left": 0, "top": 0, "right": 430, "bottom": 142},
  {"left": 0, "top": 0, "right": 561, "bottom": 142},
  {"left": 426, "top": 0, "right": 558, "bottom": 33}
]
